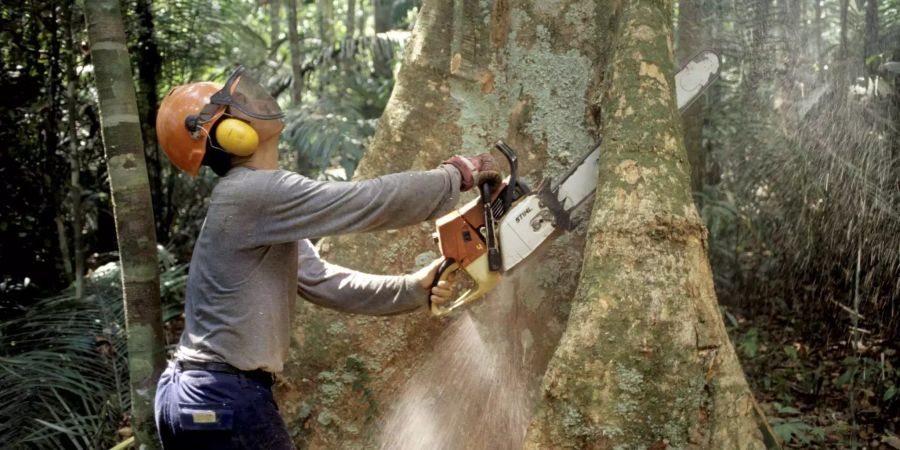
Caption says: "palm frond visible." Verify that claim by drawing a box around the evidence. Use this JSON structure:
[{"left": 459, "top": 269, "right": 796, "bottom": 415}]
[{"left": 0, "top": 253, "right": 187, "bottom": 449}]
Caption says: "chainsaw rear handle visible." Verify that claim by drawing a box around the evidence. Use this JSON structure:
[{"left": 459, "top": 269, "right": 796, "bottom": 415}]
[
  {"left": 429, "top": 255, "right": 502, "bottom": 317},
  {"left": 480, "top": 181, "right": 502, "bottom": 272},
  {"left": 493, "top": 140, "right": 518, "bottom": 208}
]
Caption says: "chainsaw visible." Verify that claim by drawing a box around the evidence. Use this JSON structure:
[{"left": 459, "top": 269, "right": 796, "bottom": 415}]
[{"left": 429, "top": 50, "right": 721, "bottom": 316}]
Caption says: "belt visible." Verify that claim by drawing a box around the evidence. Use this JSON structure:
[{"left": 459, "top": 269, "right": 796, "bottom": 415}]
[{"left": 175, "top": 360, "right": 274, "bottom": 386}]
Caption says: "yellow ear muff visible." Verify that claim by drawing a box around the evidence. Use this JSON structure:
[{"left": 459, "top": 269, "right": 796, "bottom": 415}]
[{"left": 215, "top": 118, "right": 259, "bottom": 156}]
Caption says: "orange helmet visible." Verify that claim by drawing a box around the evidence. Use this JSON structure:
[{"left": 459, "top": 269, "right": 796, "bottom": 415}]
[
  {"left": 156, "top": 82, "right": 223, "bottom": 176},
  {"left": 156, "top": 66, "right": 285, "bottom": 176}
]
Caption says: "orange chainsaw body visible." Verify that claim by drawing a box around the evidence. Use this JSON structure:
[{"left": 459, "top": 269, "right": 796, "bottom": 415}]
[
  {"left": 430, "top": 183, "right": 508, "bottom": 316},
  {"left": 433, "top": 184, "right": 505, "bottom": 270}
]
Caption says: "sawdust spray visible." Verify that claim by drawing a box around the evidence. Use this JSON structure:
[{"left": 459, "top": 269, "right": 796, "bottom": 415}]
[{"left": 379, "top": 277, "right": 555, "bottom": 449}]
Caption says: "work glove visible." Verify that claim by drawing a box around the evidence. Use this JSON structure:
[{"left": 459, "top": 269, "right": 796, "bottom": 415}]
[{"left": 443, "top": 153, "right": 502, "bottom": 192}]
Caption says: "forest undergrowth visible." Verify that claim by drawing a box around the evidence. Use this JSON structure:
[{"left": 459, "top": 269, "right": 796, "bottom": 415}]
[{"left": 728, "top": 307, "right": 900, "bottom": 449}]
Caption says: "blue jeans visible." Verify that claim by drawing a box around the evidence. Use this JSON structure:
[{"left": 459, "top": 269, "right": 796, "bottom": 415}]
[{"left": 154, "top": 362, "right": 294, "bottom": 449}]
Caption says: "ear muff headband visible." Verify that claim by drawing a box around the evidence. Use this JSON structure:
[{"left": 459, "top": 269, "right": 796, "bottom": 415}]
[{"left": 215, "top": 118, "right": 259, "bottom": 156}]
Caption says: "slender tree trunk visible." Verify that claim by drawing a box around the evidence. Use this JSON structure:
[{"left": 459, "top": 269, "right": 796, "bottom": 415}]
[
  {"left": 84, "top": 1, "right": 165, "bottom": 447},
  {"left": 45, "top": 5, "right": 72, "bottom": 284},
  {"left": 814, "top": 0, "right": 823, "bottom": 74},
  {"left": 346, "top": 0, "right": 356, "bottom": 38},
  {"left": 839, "top": 0, "right": 849, "bottom": 62},
  {"left": 372, "top": 0, "right": 393, "bottom": 77},
  {"left": 747, "top": 0, "right": 771, "bottom": 100},
  {"left": 318, "top": 0, "right": 334, "bottom": 44},
  {"left": 63, "top": 0, "right": 84, "bottom": 300},
  {"left": 133, "top": 0, "right": 165, "bottom": 242},
  {"left": 271, "top": 0, "right": 282, "bottom": 48},
  {"left": 864, "top": 0, "right": 878, "bottom": 79},
  {"left": 779, "top": 0, "right": 803, "bottom": 119},
  {"left": 677, "top": 0, "right": 705, "bottom": 192},
  {"left": 837, "top": 0, "right": 852, "bottom": 89},
  {"left": 373, "top": 0, "right": 391, "bottom": 32},
  {"left": 288, "top": 0, "right": 305, "bottom": 104},
  {"left": 357, "top": 0, "right": 368, "bottom": 34},
  {"left": 524, "top": 0, "right": 767, "bottom": 447}
]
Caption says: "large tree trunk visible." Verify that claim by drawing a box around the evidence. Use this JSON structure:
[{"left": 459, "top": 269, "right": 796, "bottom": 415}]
[
  {"left": 280, "top": 0, "right": 765, "bottom": 448},
  {"left": 282, "top": 0, "right": 608, "bottom": 447},
  {"left": 84, "top": 1, "right": 165, "bottom": 447},
  {"left": 524, "top": 0, "right": 767, "bottom": 448}
]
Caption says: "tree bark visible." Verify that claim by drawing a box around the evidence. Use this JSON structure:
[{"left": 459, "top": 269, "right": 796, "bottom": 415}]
[
  {"left": 524, "top": 0, "right": 767, "bottom": 448},
  {"left": 84, "top": 0, "right": 165, "bottom": 447},
  {"left": 288, "top": 0, "right": 305, "bottom": 104}
]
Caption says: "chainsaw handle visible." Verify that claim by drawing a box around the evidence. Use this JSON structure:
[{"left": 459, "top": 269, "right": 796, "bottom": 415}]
[
  {"left": 430, "top": 258, "right": 457, "bottom": 290},
  {"left": 429, "top": 254, "right": 502, "bottom": 317}
]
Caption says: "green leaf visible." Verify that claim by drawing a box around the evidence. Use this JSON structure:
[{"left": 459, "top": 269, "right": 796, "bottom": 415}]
[
  {"left": 775, "top": 404, "right": 802, "bottom": 415},
  {"left": 724, "top": 309, "right": 739, "bottom": 328},
  {"left": 885, "top": 386, "right": 897, "bottom": 401},
  {"left": 772, "top": 420, "right": 823, "bottom": 445},
  {"left": 739, "top": 327, "right": 759, "bottom": 358},
  {"left": 783, "top": 345, "right": 798, "bottom": 360},
  {"left": 836, "top": 368, "right": 855, "bottom": 386}
]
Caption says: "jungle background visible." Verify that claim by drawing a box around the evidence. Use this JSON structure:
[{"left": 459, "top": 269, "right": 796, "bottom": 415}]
[{"left": 0, "top": 0, "right": 897, "bottom": 448}]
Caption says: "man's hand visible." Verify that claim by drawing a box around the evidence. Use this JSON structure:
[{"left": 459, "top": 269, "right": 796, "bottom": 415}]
[
  {"left": 443, "top": 153, "right": 502, "bottom": 191},
  {"left": 415, "top": 258, "right": 454, "bottom": 306}
]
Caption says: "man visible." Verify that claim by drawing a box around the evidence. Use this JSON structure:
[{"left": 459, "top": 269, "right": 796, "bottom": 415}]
[{"left": 152, "top": 65, "right": 499, "bottom": 449}]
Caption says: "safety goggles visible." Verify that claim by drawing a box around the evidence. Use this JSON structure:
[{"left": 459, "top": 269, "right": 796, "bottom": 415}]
[{"left": 194, "top": 65, "right": 285, "bottom": 126}]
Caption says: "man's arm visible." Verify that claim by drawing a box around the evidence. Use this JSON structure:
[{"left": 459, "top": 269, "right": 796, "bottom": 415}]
[
  {"left": 252, "top": 166, "right": 462, "bottom": 245},
  {"left": 296, "top": 239, "right": 428, "bottom": 315}
]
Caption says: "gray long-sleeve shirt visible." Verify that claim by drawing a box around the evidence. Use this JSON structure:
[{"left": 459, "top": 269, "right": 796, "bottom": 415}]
[{"left": 174, "top": 165, "right": 461, "bottom": 372}]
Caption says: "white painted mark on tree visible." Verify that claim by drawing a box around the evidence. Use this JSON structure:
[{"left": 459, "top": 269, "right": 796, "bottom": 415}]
[
  {"left": 92, "top": 41, "right": 128, "bottom": 52},
  {"left": 103, "top": 114, "right": 140, "bottom": 127}
]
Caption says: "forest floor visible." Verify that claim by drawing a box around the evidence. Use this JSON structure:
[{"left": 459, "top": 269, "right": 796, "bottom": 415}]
[{"left": 728, "top": 309, "right": 900, "bottom": 449}]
